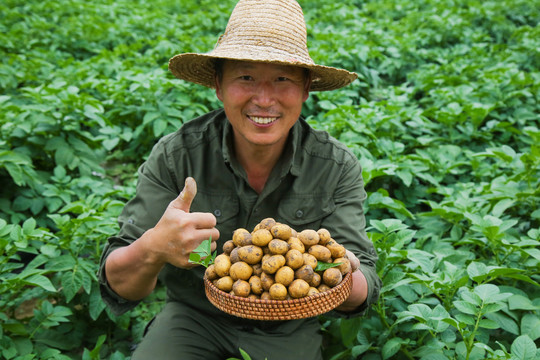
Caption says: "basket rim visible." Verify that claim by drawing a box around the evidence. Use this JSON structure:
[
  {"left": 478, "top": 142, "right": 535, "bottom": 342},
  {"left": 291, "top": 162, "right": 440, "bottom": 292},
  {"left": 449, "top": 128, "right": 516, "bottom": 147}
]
[{"left": 204, "top": 271, "right": 352, "bottom": 320}]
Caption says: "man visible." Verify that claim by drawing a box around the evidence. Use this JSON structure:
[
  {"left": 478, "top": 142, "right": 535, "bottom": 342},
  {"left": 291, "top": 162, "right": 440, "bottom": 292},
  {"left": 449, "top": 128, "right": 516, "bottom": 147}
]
[{"left": 98, "top": 0, "right": 381, "bottom": 359}]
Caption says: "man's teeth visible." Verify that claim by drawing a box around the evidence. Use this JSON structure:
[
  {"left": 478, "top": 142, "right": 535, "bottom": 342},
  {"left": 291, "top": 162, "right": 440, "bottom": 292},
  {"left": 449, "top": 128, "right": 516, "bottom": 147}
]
[{"left": 251, "top": 116, "right": 277, "bottom": 124}]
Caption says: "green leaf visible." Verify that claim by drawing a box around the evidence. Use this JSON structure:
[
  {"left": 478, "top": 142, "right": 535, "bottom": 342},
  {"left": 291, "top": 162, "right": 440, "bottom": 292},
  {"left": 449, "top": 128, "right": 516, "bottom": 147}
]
[
  {"left": 315, "top": 262, "right": 342, "bottom": 271},
  {"left": 511, "top": 335, "right": 537, "bottom": 360},
  {"left": 23, "top": 274, "right": 56, "bottom": 292},
  {"left": 453, "top": 301, "right": 477, "bottom": 315},
  {"left": 382, "top": 337, "right": 403, "bottom": 360}
]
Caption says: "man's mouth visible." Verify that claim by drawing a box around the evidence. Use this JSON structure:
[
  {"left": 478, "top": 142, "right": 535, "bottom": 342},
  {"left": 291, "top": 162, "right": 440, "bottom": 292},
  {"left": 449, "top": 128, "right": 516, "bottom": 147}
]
[{"left": 250, "top": 116, "right": 278, "bottom": 125}]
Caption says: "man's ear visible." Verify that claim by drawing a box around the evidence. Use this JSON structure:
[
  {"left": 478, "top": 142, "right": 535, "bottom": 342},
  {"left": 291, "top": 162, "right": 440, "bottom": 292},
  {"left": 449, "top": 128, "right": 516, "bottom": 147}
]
[
  {"left": 302, "top": 73, "right": 312, "bottom": 102},
  {"left": 215, "top": 75, "right": 223, "bottom": 102}
]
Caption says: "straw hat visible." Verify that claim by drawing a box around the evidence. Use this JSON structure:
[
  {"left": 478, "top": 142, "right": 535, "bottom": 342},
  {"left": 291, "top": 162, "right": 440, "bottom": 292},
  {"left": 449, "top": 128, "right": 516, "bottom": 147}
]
[{"left": 168, "top": 0, "right": 358, "bottom": 91}]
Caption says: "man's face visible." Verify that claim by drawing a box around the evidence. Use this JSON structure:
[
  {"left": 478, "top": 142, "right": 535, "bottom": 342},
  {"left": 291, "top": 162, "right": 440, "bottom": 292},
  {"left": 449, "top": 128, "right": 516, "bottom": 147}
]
[{"left": 215, "top": 60, "right": 310, "bottom": 151}]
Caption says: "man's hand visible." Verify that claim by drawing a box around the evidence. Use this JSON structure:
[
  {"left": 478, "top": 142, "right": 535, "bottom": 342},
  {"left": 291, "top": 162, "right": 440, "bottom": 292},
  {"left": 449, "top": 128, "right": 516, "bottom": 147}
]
[
  {"left": 345, "top": 249, "right": 360, "bottom": 272},
  {"left": 148, "top": 177, "right": 220, "bottom": 269}
]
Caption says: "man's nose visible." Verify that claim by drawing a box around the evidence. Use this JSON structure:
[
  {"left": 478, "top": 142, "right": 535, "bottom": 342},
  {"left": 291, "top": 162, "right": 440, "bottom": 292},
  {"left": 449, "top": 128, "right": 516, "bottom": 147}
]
[{"left": 251, "top": 81, "right": 276, "bottom": 107}]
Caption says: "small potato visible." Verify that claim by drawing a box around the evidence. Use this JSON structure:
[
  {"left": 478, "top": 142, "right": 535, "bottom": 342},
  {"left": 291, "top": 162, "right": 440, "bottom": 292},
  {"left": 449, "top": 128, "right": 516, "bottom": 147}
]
[
  {"left": 271, "top": 223, "right": 292, "bottom": 240},
  {"left": 318, "top": 284, "right": 331, "bottom": 293},
  {"left": 288, "top": 279, "right": 310, "bottom": 299},
  {"left": 258, "top": 217, "right": 277, "bottom": 231},
  {"left": 323, "top": 267, "right": 343, "bottom": 287},
  {"left": 317, "top": 228, "right": 332, "bottom": 245},
  {"left": 261, "top": 291, "right": 272, "bottom": 300},
  {"left": 287, "top": 237, "right": 305, "bottom": 253},
  {"left": 230, "top": 247, "right": 240, "bottom": 263},
  {"left": 294, "top": 264, "right": 314, "bottom": 283},
  {"left": 275, "top": 266, "right": 295, "bottom": 286},
  {"left": 290, "top": 228, "right": 298, "bottom": 238},
  {"left": 298, "top": 229, "right": 319, "bottom": 247},
  {"left": 232, "top": 228, "right": 252, "bottom": 247},
  {"left": 262, "top": 254, "right": 286, "bottom": 274},
  {"left": 249, "top": 275, "right": 263, "bottom": 295},
  {"left": 333, "top": 257, "right": 352, "bottom": 275},
  {"left": 260, "top": 272, "right": 275, "bottom": 291},
  {"left": 285, "top": 249, "right": 304, "bottom": 269},
  {"left": 326, "top": 241, "right": 346, "bottom": 259},
  {"left": 252, "top": 263, "right": 263, "bottom": 276},
  {"left": 252, "top": 229, "right": 273, "bottom": 247},
  {"left": 269, "top": 283, "right": 288, "bottom": 300},
  {"left": 214, "top": 276, "right": 233, "bottom": 292},
  {"left": 205, "top": 264, "right": 218, "bottom": 280},
  {"left": 222, "top": 240, "right": 235, "bottom": 255},
  {"left": 307, "top": 287, "right": 320, "bottom": 296},
  {"left": 232, "top": 279, "right": 251, "bottom": 297},
  {"left": 268, "top": 239, "right": 289, "bottom": 255},
  {"left": 237, "top": 245, "right": 263, "bottom": 265},
  {"left": 214, "top": 254, "right": 231, "bottom": 277},
  {"left": 248, "top": 294, "right": 259, "bottom": 300},
  {"left": 308, "top": 244, "right": 332, "bottom": 263},
  {"left": 230, "top": 261, "right": 253, "bottom": 281},
  {"left": 302, "top": 253, "right": 318, "bottom": 269},
  {"left": 308, "top": 272, "right": 321, "bottom": 287}
]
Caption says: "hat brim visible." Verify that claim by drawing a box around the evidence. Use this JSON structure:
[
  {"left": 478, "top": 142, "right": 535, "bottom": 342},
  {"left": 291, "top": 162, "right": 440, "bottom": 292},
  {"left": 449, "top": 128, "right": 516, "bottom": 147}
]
[{"left": 168, "top": 53, "right": 358, "bottom": 92}]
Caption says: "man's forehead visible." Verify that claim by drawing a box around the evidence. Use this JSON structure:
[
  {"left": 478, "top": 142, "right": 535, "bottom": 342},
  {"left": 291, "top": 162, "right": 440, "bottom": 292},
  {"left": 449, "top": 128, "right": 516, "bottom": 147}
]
[{"left": 223, "top": 60, "right": 305, "bottom": 74}]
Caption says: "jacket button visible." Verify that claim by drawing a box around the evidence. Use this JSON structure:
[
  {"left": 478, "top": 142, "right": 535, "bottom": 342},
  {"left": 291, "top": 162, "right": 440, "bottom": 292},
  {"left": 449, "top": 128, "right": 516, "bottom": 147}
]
[
  {"left": 214, "top": 209, "right": 222, "bottom": 217},
  {"left": 295, "top": 210, "right": 304, "bottom": 218}
]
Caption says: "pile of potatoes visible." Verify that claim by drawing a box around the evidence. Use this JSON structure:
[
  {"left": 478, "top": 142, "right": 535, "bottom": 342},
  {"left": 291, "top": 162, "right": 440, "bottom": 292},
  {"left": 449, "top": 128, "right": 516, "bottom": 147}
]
[{"left": 205, "top": 218, "right": 352, "bottom": 300}]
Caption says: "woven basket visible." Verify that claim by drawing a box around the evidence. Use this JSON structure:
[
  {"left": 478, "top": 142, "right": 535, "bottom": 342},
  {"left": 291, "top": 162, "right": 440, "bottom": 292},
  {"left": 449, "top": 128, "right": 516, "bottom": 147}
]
[{"left": 204, "top": 272, "right": 352, "bottom": 321}]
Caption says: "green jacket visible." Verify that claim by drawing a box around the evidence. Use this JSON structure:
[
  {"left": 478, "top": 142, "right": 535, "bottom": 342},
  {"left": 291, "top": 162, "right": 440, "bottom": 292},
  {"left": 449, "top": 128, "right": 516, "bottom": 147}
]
[{"left": 98, "top": 108, "right": 381, "bottom": 321}]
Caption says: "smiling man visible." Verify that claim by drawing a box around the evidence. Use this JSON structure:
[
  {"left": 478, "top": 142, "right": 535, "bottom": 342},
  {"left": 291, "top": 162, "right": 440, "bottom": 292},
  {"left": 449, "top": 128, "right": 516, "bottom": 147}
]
[{"left": 98, "top": 1, "right": 381, "bottom": 359}]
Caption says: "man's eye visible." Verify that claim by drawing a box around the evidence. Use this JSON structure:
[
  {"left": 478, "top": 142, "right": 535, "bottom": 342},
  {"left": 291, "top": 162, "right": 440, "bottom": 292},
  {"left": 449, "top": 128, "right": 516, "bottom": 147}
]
[
  {"left": 277, "top": 77, "right": 289, "bottom": 81},
  {"left": 240, "top": 75, "right": 252, "bottom": 81}
]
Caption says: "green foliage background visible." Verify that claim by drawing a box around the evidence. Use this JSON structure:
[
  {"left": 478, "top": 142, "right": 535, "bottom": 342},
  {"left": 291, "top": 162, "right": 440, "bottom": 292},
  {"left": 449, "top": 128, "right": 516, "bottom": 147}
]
[{"left": 1, "top": 0, "right": 539, "bottom": 359}]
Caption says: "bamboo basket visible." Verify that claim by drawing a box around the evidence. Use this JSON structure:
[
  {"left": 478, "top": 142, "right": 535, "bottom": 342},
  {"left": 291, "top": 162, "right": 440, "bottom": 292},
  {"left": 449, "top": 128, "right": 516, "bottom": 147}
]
[{"left": 204, "top": 272, "right": 352, "bottom": 321}]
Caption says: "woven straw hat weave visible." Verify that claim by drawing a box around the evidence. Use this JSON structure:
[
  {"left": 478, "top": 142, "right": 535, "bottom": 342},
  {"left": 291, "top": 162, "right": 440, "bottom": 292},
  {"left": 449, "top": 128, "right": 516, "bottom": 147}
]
[{"left": 169, "top": 0, "right": 358, "bottom": 91}]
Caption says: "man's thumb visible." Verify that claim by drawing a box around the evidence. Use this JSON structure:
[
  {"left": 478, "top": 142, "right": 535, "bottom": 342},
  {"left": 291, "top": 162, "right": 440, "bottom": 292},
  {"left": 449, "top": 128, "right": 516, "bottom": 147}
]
[{"left": 173, "top": 177, "right": 197, "bottom": 212}]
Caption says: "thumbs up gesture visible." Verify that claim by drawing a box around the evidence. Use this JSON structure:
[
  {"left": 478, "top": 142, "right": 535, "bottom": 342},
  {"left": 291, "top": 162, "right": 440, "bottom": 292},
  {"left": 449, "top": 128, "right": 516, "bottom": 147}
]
[{"left": 150, "top": 177, "right": 220, "bottom": 269}]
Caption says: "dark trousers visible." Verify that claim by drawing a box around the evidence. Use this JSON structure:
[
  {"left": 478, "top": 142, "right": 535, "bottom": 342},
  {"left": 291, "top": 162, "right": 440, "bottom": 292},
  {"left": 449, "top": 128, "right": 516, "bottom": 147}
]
[{"left": 131, "top": 301, "right": 323, "bottom": 360}]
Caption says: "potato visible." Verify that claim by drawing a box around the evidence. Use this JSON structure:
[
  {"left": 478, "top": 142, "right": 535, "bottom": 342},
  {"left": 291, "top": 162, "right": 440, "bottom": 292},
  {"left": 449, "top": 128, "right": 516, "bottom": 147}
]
[
  {"left": 249, "top": 275, "right": 263, "bottom": 295},
  {"left": 323, "top": 267, "right": 343, "bottom": 287},
  {"left": 302, "top": 253, "right": 318, "bottom": 269},
  {"left": 307, "top": 287, "right": 320, "bottom": 296},
  {"left": 285, "top": 249, "right": 304, "bottom": 269},
  {"left": 205, "top": 264, "right": 218, "bottom": 280},
  {"left": 268, "top": 239, "right": 289, "bottom": 255},
  {"left": 230, "top": 261, "right": 253, "bottom": 281},
  {"left": 252, "top": 263, "right": 263, "bottom": 276},
  {"left": 233, "top": 279, "right": 251, "bottom": 297},
  {"left": 260, "top": 272, "right": 275, "bottom": 291},
  {"left": 308, "top": 244, "right": 332, "bottom": 263},
  {"left": 271, "top": 223, "right": 292, "bottom": 240},
  {"left": 269, "top": 283, "right": 288, "bottom": 300},
  {"left": 237, "top": 245, "right": 263, "bottom": 265},
  {"left": 258, "top": 217, "right": 277, "bottom": 231},
  {"left": 326, "top": 240, "right": 346, "bottom": 258},
  {"left": 318, "top": 284, "right": 331, "bottom": 292},
  {"left": 261, "top": 291, "right": 272, "bottom": 300},
  {"left": 287, "top": 236, "right": 305, "bottom": 253},
  {"left": 230, "top": 247, "right": 240, "bottom": 263},
  {"left": 274, "top": 266, "right": 294, "bottom": 286},
  {"left": 214, "top": 276, "right": 233, "bottom": 292},
  {"left": 222, "top": 240, "right": 235, "bottom": 255},
  {"left": 248, "top": 294, "right": 259, "bottom": 300},
  {"left": 333, "top": 257, "right": 352, "bottom": 275},
  {"left": 294, "top": 264, "right": 314, "bottom": 283},
  {"left": 298, "top": 229, "right": 319, "bottom": 247},
  {"left": 214, "top": 254, "right": 231, "bottom": 277},
  {"left": 317, "top": 228, "right": 332, "bottom": 245},
  {"left": 262, "top": 254, "right": 286, "bottom": 274},
  {"left": 232, "top": 228, "right": 252, "bottom": 247},
  {"left": 252, "top": 229, "right": 273, "bottom": 247},
  {"left": 288, "top": 279, "right": 310, "bottom": 299},
  {"left": 308, "top": 272, "right": 321, "bottom": 287}
]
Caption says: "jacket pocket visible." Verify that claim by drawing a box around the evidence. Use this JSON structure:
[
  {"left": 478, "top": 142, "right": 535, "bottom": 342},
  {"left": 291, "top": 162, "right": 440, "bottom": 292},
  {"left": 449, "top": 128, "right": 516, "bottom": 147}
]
[{"left": 277, "top": 194, "right": 336, "bottom": 231}]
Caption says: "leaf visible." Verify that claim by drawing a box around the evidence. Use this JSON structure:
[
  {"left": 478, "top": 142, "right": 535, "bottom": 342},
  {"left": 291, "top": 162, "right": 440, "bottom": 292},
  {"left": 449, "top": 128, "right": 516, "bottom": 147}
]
[
  {"left": 188, "top": 238, "right": 215, "bottom": 268},
  {"left": 23, "top": 274, "right": 57, "bottom": 292},
  {"left": 382, "top": 337, "right": 403, "bottom": 360},
  {"left": 315, "top": 262, "right": 342, "bottom": 271},
  {"left": 511, "top": 335, "right": 537, "bottom": 360},
  {"left": 521, "top": 314, "right": 540, "bottom": 341},
  {"left": 453, "top": 301, "right": 477, "bottom": 315}
]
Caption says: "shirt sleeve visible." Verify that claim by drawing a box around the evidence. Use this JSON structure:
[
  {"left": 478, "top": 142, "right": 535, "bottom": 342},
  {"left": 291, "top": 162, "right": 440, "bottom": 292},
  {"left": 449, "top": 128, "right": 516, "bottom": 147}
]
[{"left": 322, "top": 154, "right": 381, "bottom": 318}]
